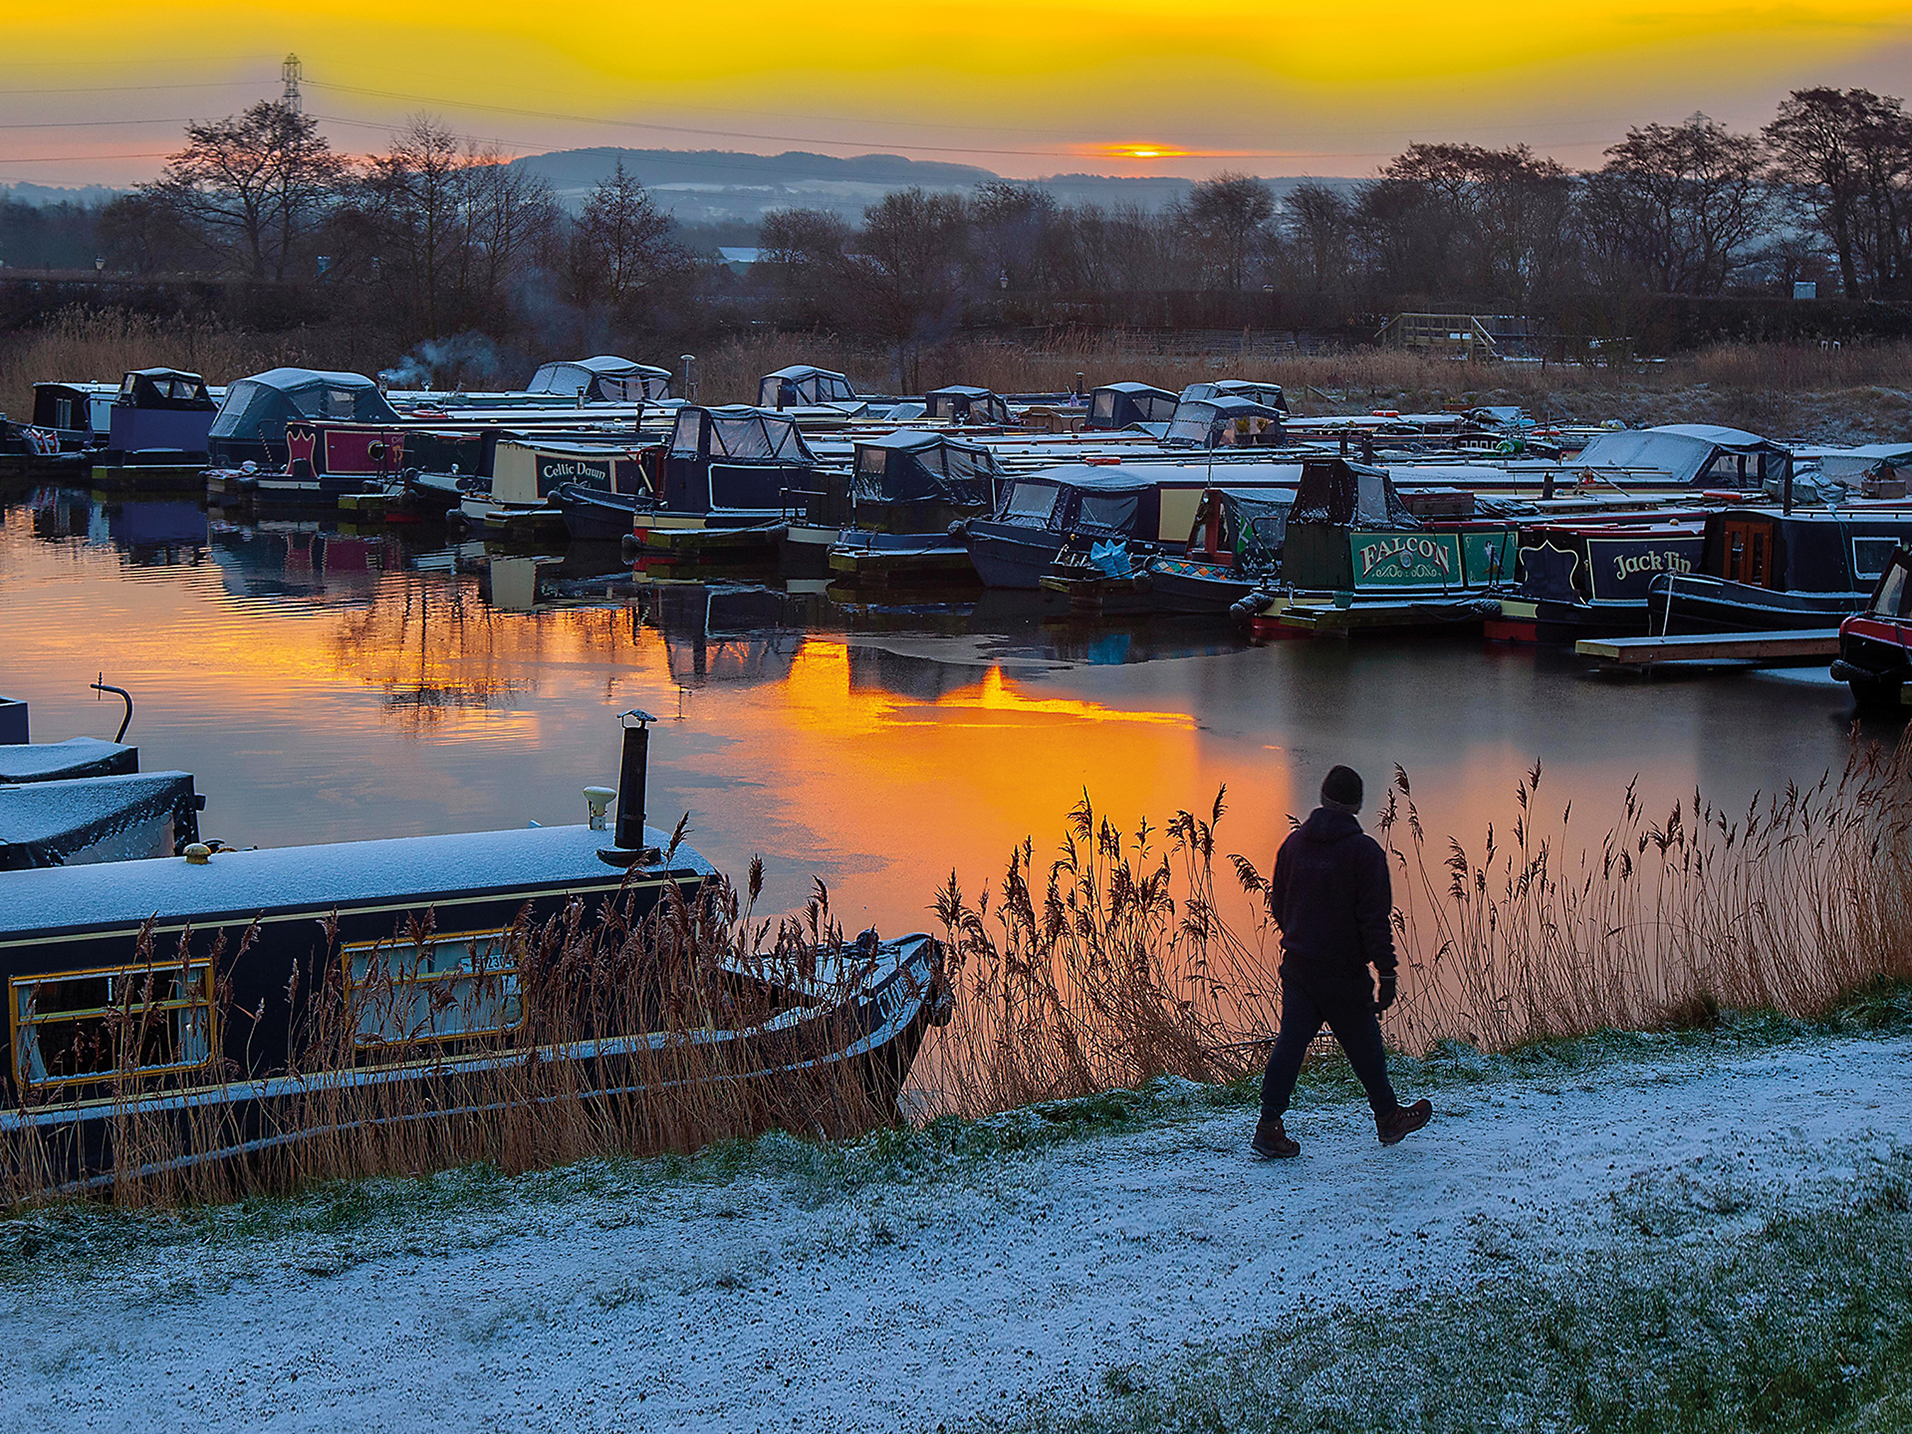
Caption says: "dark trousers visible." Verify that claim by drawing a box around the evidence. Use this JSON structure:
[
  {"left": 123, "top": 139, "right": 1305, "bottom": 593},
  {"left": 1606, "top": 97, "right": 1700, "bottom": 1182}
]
[{"left": 1260, "top": 974, "right": 1398, "bottom": 1121}]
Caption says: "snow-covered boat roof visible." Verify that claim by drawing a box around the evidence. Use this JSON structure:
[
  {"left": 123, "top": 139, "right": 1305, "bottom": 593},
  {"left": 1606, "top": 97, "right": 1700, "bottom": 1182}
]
[
  {"left": 0, "top": 771, "right": 198, "bottom": 872},
  {"left": 1572, "top": 425, "right": 1787, "bottom": 485},
  {"left": 0, "top": 738, "right": 138, "bottom": 785},
  {"left": 0, "top": 823, "right": 714, "bottom": 941}
]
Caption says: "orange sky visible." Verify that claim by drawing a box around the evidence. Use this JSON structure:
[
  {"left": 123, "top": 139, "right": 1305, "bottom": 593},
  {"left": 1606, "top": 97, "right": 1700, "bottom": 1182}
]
[{"left": 2, "top": 2, "right": 1911, "bottom": 185}]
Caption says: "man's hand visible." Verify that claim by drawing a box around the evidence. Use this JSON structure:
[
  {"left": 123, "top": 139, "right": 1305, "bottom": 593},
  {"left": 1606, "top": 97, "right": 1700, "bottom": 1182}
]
[{"left": 1375, "top": 977, "right": 1397, "bottom": 1014}]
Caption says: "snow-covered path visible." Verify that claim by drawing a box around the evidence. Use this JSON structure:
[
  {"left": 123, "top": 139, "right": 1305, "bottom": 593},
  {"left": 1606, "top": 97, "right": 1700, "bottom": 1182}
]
[{"left": 5, "top": 1033, "right": 1908, "bottom": 1433}]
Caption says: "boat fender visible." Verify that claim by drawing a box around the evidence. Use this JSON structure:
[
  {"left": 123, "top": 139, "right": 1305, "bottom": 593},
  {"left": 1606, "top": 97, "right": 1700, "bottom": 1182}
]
[
  {"left": 947, "top": 519, "right": 969, "bottom": 541},
  {"left": 183, "top": 843, "right": 213, "bottom": 865},
  {"left": 1133, "top": 569, "right": 1153, "bottom": 591},
  {"left": 620, "top": 533, "right": 641, "bottom": 559}
]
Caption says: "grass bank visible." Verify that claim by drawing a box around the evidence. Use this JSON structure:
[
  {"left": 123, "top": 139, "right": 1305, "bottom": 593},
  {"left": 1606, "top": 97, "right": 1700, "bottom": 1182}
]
[{"left": 972, "top": 1154, "right": 1912, "bottom": 1434}]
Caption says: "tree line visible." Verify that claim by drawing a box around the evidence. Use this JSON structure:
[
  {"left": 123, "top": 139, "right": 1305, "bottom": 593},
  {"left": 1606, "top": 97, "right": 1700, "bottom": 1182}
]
[{"left": 6, "top": 86, "right": 1910, "bottom": 366}]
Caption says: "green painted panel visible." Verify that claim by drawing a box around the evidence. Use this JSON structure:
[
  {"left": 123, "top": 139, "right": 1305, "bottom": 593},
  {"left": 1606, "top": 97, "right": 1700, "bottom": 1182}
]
[
  {"left": 1349, "top": 530, "right": 1466, "bottom": 589},
  {"left": 1462, "top": 528, "right": 1518, "bottom": 586}
]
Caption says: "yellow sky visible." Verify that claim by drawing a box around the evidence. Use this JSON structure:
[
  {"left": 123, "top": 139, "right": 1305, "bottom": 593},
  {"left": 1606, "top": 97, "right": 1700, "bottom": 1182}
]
[{"left": 2, "top": 1, "right": 1910, "bottom": 183}]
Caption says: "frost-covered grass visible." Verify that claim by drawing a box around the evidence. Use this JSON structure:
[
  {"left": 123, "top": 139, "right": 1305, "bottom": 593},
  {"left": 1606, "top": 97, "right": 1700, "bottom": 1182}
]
[
  {"left": 6, "top": 981, "right": 1907, "bottom": 1293},
  {"left": 975, "top": 1151, "right": 1912, "bottom": 1434}
]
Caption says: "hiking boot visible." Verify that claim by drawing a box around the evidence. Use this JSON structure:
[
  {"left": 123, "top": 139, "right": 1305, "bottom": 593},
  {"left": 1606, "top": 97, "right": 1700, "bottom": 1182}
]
[
  {"left": 1376, "top": 1099, "right": 1432, "bottom": 1146},
  {"left": 1251, "top": 1117, "right": 1300, "bottom": 1159}
]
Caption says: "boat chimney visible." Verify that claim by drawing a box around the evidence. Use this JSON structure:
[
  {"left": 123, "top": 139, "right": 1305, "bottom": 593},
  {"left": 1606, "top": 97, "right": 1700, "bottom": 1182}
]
[{"left": 614, "top": 708, "right": 657, "bottom": 852}]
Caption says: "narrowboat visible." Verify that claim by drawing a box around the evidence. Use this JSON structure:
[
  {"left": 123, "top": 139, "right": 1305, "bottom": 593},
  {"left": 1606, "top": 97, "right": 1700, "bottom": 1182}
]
[
  {"left": 638, "top": 407, "right": 826, "bottom": 563},
  {"left": 1086, "top": 382, "right": 1178, "bottom": 431},
  {"left": 968, "top": 462, "right": 1299, "bottom": 590},
  {"left": 459, "top": 437, "right": 658, "bottom": 540},
  {"left": 1143, "top": 486, "right": 1296, "bottom": 615},
  {"left": 1489, "top": 515, "right": 1706, "bottom": 642},
  {"left": 1235, "top": 459, "right": 1515, "bottom": 634},
  {"left": 0, "top": 718, "right": 950, "bottom": 1189},
  {"left": 1644, "top": 507, "right": 1912, "bottom": 633},
  {"left": 28, "top": 381, "right": 118, "bottom": 451},
  {"left": 792, "top": 430, "right": 1003, "bottom": 578},
  {"left": 206, "top": 369, "right": 404, "bottom": 471},
  {"left": 1832, "top": 546, "right": 1911, "bottom": 707}
]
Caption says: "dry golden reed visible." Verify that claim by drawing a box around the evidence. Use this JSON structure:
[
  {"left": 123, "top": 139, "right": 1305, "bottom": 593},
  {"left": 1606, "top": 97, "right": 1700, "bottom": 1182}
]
[{"left": 923, "top": 728, "right": 1912, "bottom": 1115}]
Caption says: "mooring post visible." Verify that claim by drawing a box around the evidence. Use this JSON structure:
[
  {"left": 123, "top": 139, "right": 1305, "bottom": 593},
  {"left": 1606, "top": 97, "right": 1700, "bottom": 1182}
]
[{"left": 614, "top": 709, "right": 657, "bottom": 851}]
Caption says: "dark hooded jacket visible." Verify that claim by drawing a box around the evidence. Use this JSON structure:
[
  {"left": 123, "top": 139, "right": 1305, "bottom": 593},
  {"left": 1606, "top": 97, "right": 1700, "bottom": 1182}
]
[{"left": 1270, "top": 808, "right": 1396, "bottom": 990}]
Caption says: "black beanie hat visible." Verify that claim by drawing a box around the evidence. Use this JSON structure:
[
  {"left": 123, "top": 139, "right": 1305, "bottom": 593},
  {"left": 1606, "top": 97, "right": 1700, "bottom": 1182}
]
[{"left": 1321, "top": 765, "right": 1364, "bottom": 812}]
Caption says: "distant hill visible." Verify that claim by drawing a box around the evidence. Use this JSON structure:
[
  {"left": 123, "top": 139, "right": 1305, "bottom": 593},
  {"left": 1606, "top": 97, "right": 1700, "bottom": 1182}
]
[
  {"left": 508, "top": 147, "right": 1358, "bottom": 227},
  {"left": 0, "top": 182, "right": 123, "bottom": 208}
]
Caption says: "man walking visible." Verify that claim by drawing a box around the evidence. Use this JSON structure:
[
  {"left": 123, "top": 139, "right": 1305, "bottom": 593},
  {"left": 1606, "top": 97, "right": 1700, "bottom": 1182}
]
[{"left": 1252, "top": 764, "right": 1431, "bottom": 1158}]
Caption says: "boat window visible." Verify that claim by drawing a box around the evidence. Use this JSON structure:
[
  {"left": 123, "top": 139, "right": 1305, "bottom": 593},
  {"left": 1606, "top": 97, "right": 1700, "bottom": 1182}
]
[
  {"left": 855, "top": 446, "right": 890, "bottom": 477},
  {"left": 1002, "top": 482, "right": 1059, "bottom": 522},
  {"left": 10, "top": 960, "right": 216, "bottom": 1092},
  {"left": 1092, "top": 391, "right": 1117, "bottom": 421},
  {"left": 1078, "top": 492, "right": 1140, "bottom": 531},
  {"left": 1871, "top": 562, "right": 1907, "bottom": 618},
  {"left": 1853, "top": 537, "right": 1901, "bottom": 581},
  {"left": 345, "top": 930, "right": 522, "bottom": 1048},
  {"left": 669, "top": 409, "right": 704, "bottom": 456}
]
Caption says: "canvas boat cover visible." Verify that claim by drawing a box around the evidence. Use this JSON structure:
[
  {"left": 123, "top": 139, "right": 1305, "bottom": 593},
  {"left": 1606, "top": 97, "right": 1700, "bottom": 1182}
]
[
  {"left": 993, "top": 464, "right": 1163, "bottom": 532},
  {"left": 924, "top": 387, "right": 1012, "bottom": 423},
  {"left": 0, "top": 738, "right": 138, "bottom": 785},
  {"left": 527, "top": 356, "right": 671, "bottom": 402},
  {"left": 1289, "top": 458, "right": 1418, "bottom": 528},
  {"left": 116, "top": 369, "right": 214, "bottom": 410},
  {"left": 1182, "top": 380, "right": 1289, "bottom": 414},
  {"left": 759, "top": 366, "right": 858, "bottom": 405},
  {"left": 1573, "top": 424, "right": 1787, "bottom": 486},
  {"left": 852, "top": 430, "right": 1003, "bottom": 505},
  {"left": 1213, "top": 487, "right": 1297, "bottom": 565},
  {"left": 209, "top": 369, "right": 401, "bottom": 444},
  {"left": 0, "top": 771, "right": 198, "bottom": 871},
  {"left": 1164, "top": 395, "right": 1283, "bottom": 448},
  {"left": 1090, "top": 383, "right": 1178, "bottom": 427},
  {"left": 670, "top": 406, "right": 816, "bottom": 462}
]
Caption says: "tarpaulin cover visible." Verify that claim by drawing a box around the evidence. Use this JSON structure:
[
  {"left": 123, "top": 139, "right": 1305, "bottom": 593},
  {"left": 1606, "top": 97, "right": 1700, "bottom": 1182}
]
[
  {"left": 1213, "top": 487, "right": 1296, "bottom": 565},
  {"left": 527, "top": 356, "right": 671, "bottom": 402},
  {"left": 851, "top": 430, "right": 1003, "bottom": 505},
  {"left": 1289, "top": 458, "right": 1418, "bottom": 527},
  {"left": 0, "top": 771, "right": 198, "bottom": 870},
  {"left": 209, "top": 369, "right": 400, "bottom": 443},
  {"left": 1574, "top": 424, "right": 1788, "bottom": 486}
]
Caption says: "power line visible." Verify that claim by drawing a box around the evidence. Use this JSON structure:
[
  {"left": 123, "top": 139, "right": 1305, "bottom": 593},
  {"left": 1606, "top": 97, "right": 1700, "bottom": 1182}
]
[{"left": 0, "top": 79, "right": 272, "bottom": 95}]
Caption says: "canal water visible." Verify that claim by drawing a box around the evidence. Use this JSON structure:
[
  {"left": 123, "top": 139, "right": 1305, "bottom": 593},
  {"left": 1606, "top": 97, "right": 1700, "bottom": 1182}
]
[{"left": 0, "top": 492, "right": 1884, "bottom": 937}]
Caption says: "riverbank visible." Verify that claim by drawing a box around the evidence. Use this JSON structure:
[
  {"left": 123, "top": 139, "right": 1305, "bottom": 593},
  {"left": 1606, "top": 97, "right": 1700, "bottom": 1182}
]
[{"left": 5, "top": 995, "right": 1909, "bottom": 1432}]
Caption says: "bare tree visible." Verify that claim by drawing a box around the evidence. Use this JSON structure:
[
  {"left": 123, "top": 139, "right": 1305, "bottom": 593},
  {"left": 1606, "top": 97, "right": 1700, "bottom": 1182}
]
[
  {"left": 758, "top": 206, "right": 853, "bottom": 314},
  {"left": 146, "top": 101, "right": 342, "bottom": 280},
  {"left": 1284, "top": 182, "right": 1351, "bottom": 292},
  {"left": 1766, "top": 88, "right": 1912, "bottom": 299},
  {"left": 852, "top": 187, "right": 969, "bottom": 387},
  {"left": 1181, "top": 172, "right": 1276, "bottom": 290},
  {"left": 571, "top": 161, "right": 683, "bottom": 307},
  {"left": 1583, "top": 115, "right": 1770, "bottom": 294}
]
